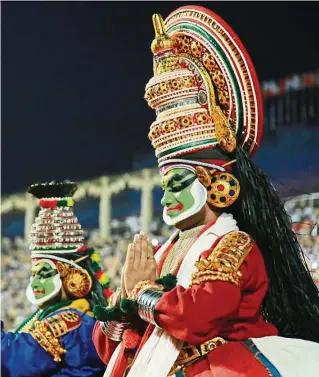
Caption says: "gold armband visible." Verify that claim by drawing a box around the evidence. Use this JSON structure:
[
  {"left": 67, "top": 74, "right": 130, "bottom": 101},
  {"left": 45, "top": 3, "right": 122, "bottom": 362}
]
[{"left": 129, "top": 280, "right": 164, "bottom": 300}]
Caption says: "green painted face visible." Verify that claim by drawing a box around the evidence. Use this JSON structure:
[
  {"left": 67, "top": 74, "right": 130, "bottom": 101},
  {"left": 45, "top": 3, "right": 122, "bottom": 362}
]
[
  {"left": 161, "top": 168, "right": 197, "bottom": 219},
  {"left": 30, "top": 262, "right": 58, "bottom": 300}
]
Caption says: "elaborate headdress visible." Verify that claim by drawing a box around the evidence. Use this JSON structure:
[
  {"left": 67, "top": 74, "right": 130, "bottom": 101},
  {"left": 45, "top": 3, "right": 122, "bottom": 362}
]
[
  {"left": 145, "top": 6, "right": 319, "bottom": 342},
  {"left": 27, "top": 181, "right": 112, "bottom": 306},
  {"left": 145, "top": 6, "right": 263, "bottom": 168}
]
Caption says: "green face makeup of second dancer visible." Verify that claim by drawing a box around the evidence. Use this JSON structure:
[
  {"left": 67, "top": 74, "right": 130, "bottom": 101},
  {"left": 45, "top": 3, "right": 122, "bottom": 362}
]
[{"left": 30, "top": 262, "right": 58, "bottom": 300}]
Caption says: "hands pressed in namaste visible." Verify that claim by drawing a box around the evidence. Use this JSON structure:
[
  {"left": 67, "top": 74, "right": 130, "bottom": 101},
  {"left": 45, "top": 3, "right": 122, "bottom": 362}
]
[{"left": 122, "top": 231, "right": 158, "bottom": 297}]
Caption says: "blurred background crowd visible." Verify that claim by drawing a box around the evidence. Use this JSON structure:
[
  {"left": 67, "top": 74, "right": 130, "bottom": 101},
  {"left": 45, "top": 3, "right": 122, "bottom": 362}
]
[{"left": 1, "top": 194, "right": 318, "bottom": 331}]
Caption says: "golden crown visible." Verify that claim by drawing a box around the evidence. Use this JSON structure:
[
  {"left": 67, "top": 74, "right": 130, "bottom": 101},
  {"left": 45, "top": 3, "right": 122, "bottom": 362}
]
[{"left": 144, "top": 7, "right": 264, "bottom": 166}]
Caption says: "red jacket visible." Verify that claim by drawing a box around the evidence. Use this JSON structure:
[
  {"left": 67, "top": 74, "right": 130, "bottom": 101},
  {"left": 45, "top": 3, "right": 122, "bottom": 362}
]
[{"left": 93, "top": 230, "right": 278, "bottom": 377}]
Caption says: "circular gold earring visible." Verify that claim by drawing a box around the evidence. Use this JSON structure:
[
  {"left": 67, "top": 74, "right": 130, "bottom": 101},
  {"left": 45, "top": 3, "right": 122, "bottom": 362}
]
[
  {"left": 62, "top": 268, "right": 92, "bottom": 298},
  {"left": 196, "top": 166, "right": 240, "bottom": 208}
]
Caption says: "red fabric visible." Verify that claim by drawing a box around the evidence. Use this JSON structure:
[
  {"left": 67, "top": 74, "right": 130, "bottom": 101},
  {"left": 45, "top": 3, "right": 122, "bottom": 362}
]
[
  {"left": 130, "top": 324, "right": 155, "bottom": 364},
  {"left": 155, "top": 242, "right": 277, "bottom": 344},
  {"left": 153, "top": 244, "right": 162, "bottom": 254},
  {"left": 92, "top": 232, "right": 278, "bottom": 376},
  {"left": 185, "top": 342, "right": 270, "bottom": 377},
  {"left": 109, "top": 343, "right": 128, "bottom": 377},
  {"left": 92, "top": 323, "right": 138, "bottom": 377},
  {"left": 92, "top": 317, "right": 155, "bottom": 369},
  {"left": 92, "top": 321, "right": 120, "bottom": 365},
  {"left": 122, "top": 329, "right": 142, "bottom": 349}
]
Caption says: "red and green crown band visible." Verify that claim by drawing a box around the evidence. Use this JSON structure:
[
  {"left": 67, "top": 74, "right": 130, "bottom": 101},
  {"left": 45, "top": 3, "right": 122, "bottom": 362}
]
[{"left": 40, "top": 198, "right": 74, "bottom": 208}]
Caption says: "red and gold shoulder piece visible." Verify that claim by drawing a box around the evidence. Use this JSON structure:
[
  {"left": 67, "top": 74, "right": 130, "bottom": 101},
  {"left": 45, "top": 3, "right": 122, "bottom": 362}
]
[
  {"left": 29, "top": 310, "right": 82, "bottom": 362},
  {"left": 44, "top": 310, "right": 82, "bottom": 338},
  {"left": 192, "top": 231, "right": 253, "bottom": 287}
]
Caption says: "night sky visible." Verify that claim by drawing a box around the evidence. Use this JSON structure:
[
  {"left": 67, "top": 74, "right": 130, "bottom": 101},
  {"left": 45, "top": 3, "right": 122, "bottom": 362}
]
[{"left": 2, "top": 1, "right": 319, "bottom": 194}]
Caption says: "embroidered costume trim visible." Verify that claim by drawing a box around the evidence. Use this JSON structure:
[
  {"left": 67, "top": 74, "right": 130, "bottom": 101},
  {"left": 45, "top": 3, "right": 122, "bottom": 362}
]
[
  {"left": 192, "top": 231, "right": 253, "bottom": 287},
  {"left": 130, "top": 280, "right": 164, "bottom": 300},
  {"left": 29, "top": 310, "right": 82, "bottom": 362},
  {"left": 169, "top": 337, "right": 227, "bottom": 375},
  {"left": 243, "top": 340, "right": 281, "bottom": 377}
]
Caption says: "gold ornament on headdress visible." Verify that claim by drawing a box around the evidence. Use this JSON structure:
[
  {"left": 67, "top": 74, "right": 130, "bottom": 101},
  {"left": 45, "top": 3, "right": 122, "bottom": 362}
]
[
  {"left": 151, "top": 14, "right": 175, "bottom": 55},
  {"left": 145, "top": 13, "right": 237, "bottom": 162},
  {"left": 212, "top": 107, "right": 237, "bottom": 153},
  {"left": 56, "top": 261, "right": 70, "bottom": 278},
  {"left": 151, "top": 14, "right": 180, "bottom": 75}
]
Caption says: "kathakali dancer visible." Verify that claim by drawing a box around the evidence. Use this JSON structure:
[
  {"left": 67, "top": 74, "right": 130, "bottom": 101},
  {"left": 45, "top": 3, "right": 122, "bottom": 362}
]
[
  {"left": 1, "top": 181, "right": 112, "bottom": 377},
  {"left": 92, "top": 5, "right": 319, "bottom": 377}
]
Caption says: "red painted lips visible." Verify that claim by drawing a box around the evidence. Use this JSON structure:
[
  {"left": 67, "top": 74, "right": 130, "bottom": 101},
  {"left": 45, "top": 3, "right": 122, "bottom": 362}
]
[
  {"left": 34, "top": 289, "right": 45, "bottom": 296},
  {"left": 167, "top": 203, "right": 184, "bottom": 213}
]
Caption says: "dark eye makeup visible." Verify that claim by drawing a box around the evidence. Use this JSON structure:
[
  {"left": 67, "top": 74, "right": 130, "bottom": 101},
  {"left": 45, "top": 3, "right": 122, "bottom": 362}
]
[
  {"left": 35, "top": 266, "right": 58, "bottom": 279},
  {"left": 169, "top": 175, "right": 196, "bottom": 192},
  {"left": 162, "top": 170, "right": 196, "bottom": 192}
]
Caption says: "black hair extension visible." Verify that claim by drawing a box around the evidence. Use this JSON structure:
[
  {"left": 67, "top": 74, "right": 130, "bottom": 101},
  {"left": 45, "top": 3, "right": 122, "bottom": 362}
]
[{"left": 228, "top": 146, "right": 319, "bottom": 342}]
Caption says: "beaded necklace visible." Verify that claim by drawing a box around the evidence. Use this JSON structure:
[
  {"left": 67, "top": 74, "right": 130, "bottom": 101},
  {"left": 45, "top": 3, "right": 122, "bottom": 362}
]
[{"left": 160, "top": 224, "right": 205, "bottom": 277}]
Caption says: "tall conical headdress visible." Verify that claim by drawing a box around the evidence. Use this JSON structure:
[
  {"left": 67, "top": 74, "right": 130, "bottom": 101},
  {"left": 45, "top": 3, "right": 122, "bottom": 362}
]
[
  {"left": 29, "top": 181, "right": 85, "bottom": 255},
  {"left": 145, "top": 6, "right": 264, "bottom": 169},
  {"left": 28, "top": 181, "right": 113, "bottom": 301}
]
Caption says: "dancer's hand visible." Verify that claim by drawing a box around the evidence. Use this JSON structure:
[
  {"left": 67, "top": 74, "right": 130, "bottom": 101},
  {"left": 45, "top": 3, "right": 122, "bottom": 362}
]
[
  {"left": 123, "top": 232, "right": 158, "bottom": 297},
  {"left": 120, "top": 268, "right": 128, "bottom": 298}
]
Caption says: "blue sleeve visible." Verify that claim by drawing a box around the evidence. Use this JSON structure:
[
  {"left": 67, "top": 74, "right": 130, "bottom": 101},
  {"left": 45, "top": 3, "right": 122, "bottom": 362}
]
[
  {"left": 46, "top": 309, "right": 105, "bottom": 377},
  {"left": 1, "top": 313, "right": 104, "bottom": 377},
  {"left": 1, "top": 324, "right": 58, "bottom": 377}
]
